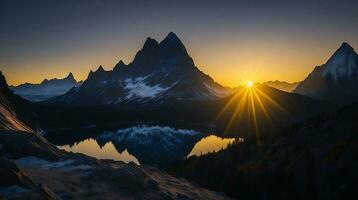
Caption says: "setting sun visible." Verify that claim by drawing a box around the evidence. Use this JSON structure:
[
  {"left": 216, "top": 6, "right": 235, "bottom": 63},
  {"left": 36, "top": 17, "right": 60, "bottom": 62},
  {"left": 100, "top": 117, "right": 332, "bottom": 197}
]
[{"left": 0, "top": 1, "right": 355, "bottom": 199}]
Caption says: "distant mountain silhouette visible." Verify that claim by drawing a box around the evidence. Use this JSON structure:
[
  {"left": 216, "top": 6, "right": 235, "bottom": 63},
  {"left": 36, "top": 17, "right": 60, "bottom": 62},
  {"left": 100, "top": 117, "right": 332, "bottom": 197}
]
[
  {"left": 37, "top": 83, "right": 333, "bottom": 138},
  {"left": 11, "top": 72, "right": 82, "bottom": 102},
  {"left": 262, "top": 80, "right": 300, "bottom": 92},
  {"left": 50, "top": 32, "right": 233, "bottom": 105},
  {"left": 294, "top": 42, "right": 358, "bottom": 105}
]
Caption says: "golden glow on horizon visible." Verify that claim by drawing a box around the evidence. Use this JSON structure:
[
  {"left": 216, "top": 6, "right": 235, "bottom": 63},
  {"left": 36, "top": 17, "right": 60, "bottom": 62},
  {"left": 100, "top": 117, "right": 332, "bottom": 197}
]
[
  {"left": 217, "top": 84, "right": 289, "bottom": 145},
  {"left": 1, "top": 36, "right": 352, "bottom": 87}
]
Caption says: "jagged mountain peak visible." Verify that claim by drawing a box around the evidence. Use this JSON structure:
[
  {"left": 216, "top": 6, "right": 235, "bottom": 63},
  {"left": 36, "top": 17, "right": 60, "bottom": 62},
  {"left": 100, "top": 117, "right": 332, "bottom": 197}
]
[
  {"left": 143, "top": 37, "right": 159, "bottom": 49},
  {"left": 162, "top": 32, "right": 181, "bottom": 43},
  {"left": 339, "top": 42, "right": 354, "bottom": 51},
  {"left": 323, "top": 42, "right": 358, "bottom": 79},
  {"left": 116, "top": 60, "right": 126, "bottom": 67},
  {"left": 294, "top": 43, "right": 358, "bottom": 105},
  {"left": 11, "top": 71, "right": 81, "bottom": 102},
  {"left": 113, "top": 60, "right": 127, "bottom": 71},
  {"left": 96, "top": 65, "right": 105, "bottom": 72},
  {"left": 39, "top": 72, "right": 77, "bottom": 85},
  {"left": 66, "top": 72, "right": 75, "bottom": 80},
  {"left": 86, "top": 65, "right": 108, "bottom": 83},
  {"left": 50, "top": 33, "right": 232, "bottom": 105},
  {"left": 159, "top": 32, "right": 186, "bottom": 52},
  {"left": 329, "top": 42, "right": 356, "bottom": 60}
]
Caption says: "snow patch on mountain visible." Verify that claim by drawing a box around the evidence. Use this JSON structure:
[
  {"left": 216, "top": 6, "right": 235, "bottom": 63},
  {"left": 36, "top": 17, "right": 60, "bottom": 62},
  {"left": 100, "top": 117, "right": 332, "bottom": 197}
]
[
  {"left": 124, "top": 77, "right": 172, "bottom": 99},
  {"left": 102, "top": 125, "right": 198, "bottom": 137},
  {"left": 97, "top": 126, "right": 201, "bottom": 159},
  {"left": 99, "top": 125, "right": 199, "bottom": 144},
  {"left": 322, "top": 43, "right": 358, "bottom": 81},
  {"left": 11, "top": 72, "right": 82, "bottom": 102}
]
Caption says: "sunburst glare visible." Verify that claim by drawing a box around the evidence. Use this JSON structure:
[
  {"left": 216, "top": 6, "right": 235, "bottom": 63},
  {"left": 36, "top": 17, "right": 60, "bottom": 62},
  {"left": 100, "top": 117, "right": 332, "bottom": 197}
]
[{"left": 216, "top": 84, "right": 289, "bottom": 145}]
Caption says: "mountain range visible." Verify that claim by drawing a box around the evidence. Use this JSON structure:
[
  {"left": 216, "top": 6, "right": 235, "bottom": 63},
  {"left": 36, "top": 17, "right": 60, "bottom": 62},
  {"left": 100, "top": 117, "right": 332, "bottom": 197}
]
[
  {"left": 262, "top": 80, "right": 300, "bottom": 92},
  {"left": 10, "top": 72, "right": 82, "bottom": 102},
  {"left": 1, "top": 32, "right": 357, "bottom": 199},
  {"left": 0, "top": 71, "right": 228, "bottom": 200},
  {"left": 50, "top": 32, "right": 232, "bottom": 105},
  {"left": 294, "top": 42, "right": 358, "bottom": 105},
  {"left": 31, "top": 33, "right": 333, "bottom": 136}
]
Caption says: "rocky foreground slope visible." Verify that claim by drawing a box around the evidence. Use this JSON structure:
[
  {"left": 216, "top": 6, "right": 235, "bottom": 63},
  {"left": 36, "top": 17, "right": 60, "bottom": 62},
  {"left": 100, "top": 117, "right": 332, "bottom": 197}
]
[
  {"left": 0, "top": 71, "right": 229, "bottom": 200},
  {"left": 0, "top": 131, "right": 229, "bottom": 200}
]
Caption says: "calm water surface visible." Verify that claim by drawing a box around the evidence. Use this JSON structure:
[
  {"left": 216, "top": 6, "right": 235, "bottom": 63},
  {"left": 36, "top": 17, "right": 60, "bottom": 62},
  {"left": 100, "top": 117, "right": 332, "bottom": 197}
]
[
  {"left": 58, "top": 138, "right": 140, "bottom": 165},
  {"left": 49, "top": 126, "right": 238, "bottom": 167},
  {"left": 187, "top": 135, "right": 235, "bottom": 157}
]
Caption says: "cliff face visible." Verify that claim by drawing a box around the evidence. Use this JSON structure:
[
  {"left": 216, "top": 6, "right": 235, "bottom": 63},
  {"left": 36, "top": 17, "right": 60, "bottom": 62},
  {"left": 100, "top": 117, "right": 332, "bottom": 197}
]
[{"left": 0, "top": 71, "right": 34, "bottom": 132}]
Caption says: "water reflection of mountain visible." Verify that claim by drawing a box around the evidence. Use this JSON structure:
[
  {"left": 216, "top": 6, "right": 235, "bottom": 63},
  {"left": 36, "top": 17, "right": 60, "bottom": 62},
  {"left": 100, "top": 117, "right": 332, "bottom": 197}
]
[
  {"left": 96, "top": 126, "right": 204, "bottom": 168},
  {"left": 58, "top": 138, "right": 140, "bottom": 165},
  {"left": 46, "top": 126, "right": 205, "bottom": 168},
  {"left": 46, "top": 126, "right": 237, "bottom": 168}
]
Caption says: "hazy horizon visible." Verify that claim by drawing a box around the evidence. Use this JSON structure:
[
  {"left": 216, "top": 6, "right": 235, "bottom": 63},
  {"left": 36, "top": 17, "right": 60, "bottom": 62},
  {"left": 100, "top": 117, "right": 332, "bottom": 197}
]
[{"left": 1, "top": 0, "right": 357, "bottom": 87}]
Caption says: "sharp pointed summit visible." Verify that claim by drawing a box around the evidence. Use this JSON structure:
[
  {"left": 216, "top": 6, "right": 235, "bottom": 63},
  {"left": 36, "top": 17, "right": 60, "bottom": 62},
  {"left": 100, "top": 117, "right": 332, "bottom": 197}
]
[
  {"left": 294, "top": 42, "right": 358, "bottom": 105},
  {"left": 66, "top": 72, "right": 74, "bottom": 79},
  {"left": 159, "top": 32, "right": 187, "bottom": 53},
  {"left": 96, "top": 65, "right": 105, "bottom": 72},
  {"left": 339, "top": 42, "right": 354, "bottom": 50},
  {"left": 322, "top": 42, "right": 358, "bottom": 80},
  {"left": 328, "top": 42, "right": 355, "bottom": 62},
  {"left": 113, "top": 60, "right": 127, "bottom": 71},
  {"left": 162, "top": 32, "right": 181, "bottom": 43},
  {"left": 116, "top": 60, "right": 126, "bottom": 67},
  {"left": 143, "top": 37, "right": 159, "bottom": 50},
  {"left": 50, "top": 33, "right": 233, "bottom": 105}
]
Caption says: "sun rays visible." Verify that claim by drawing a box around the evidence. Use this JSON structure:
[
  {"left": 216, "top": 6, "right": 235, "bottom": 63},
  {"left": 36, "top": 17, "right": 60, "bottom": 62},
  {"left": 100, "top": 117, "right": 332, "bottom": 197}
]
[{"left": 216, "top": 83, "right": 289, "bottom": 145}]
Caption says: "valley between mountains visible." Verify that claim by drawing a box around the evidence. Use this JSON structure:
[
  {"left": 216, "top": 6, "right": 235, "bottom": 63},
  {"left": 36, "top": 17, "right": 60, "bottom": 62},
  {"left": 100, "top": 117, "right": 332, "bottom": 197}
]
[{"left": 1, "top": 32, "right": 358, "bottom": 200}]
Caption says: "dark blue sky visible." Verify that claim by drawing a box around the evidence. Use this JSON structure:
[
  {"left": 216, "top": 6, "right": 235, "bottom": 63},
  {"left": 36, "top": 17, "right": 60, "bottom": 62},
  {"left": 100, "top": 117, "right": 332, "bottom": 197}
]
[{"left": 1, "top": 0, "right": 357, "bottom": 86}]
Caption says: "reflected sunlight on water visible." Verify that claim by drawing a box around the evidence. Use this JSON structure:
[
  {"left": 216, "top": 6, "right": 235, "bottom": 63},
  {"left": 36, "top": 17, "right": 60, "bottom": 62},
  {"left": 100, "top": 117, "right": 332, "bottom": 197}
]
[
  {"left": 187, "top": 135, "right": 236, "bottom": 158},
  {"left": 58, "top": 138, "right": 140, "bottom": 165}
]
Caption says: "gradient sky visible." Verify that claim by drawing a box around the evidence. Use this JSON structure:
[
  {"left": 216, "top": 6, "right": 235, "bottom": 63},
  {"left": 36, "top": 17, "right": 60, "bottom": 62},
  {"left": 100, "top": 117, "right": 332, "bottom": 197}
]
[{"left": 1, "top": 0, "right": 357, "bottom": 87}]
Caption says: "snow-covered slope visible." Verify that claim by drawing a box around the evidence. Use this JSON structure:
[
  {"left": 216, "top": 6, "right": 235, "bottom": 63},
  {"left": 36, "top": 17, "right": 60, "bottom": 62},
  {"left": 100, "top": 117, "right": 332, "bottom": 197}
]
[
  {"left": 294, "top": 42, "right": 358, "bottom": 105},
  {"left": 50, "top": 32, "right": 233, "bottom": 105},
  {"left": 11, "top": 73, "right": 82, "bottom": 102},
  {"left": 322, "top": 43, "right": 358, "bottom": 80}
]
